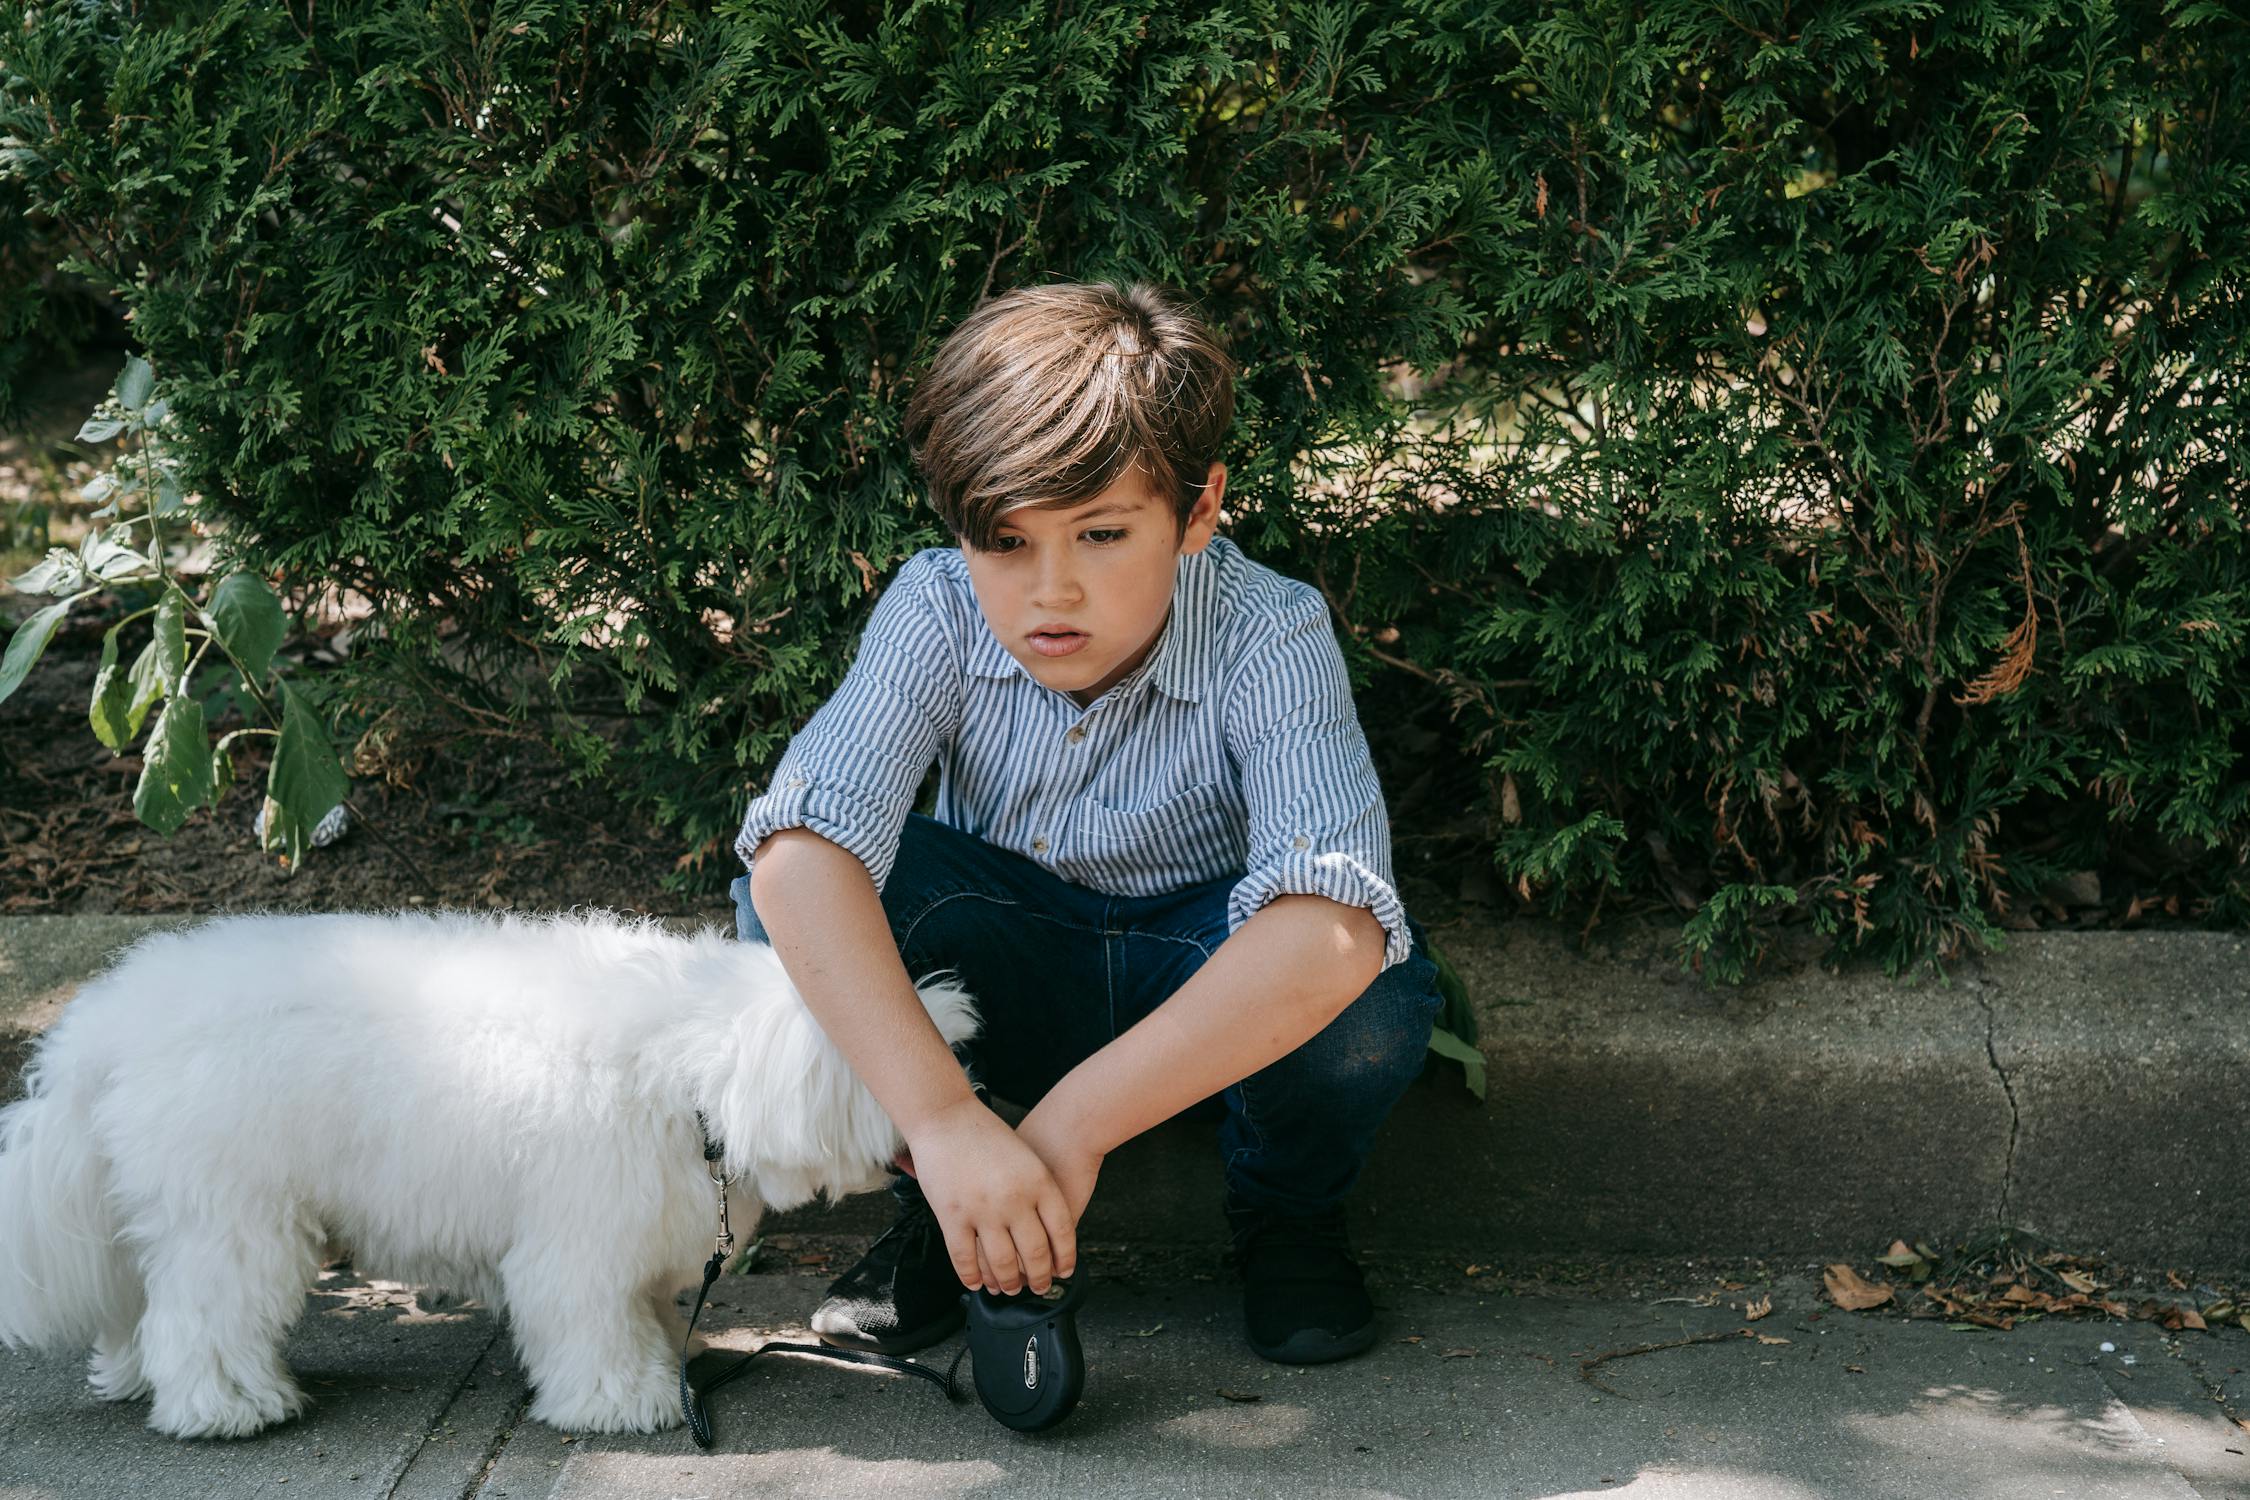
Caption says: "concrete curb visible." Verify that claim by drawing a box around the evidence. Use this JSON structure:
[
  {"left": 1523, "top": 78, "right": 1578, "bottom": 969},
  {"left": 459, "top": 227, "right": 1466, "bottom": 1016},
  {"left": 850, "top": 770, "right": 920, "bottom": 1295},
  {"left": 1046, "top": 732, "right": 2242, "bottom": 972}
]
[{"left": 3, "top": 912, "right": 2244, "bottom": 1271}]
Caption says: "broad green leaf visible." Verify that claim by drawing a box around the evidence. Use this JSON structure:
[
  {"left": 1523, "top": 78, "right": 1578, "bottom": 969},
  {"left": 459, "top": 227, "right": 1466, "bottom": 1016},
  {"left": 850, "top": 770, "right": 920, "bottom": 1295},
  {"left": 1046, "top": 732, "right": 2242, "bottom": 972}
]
[
  {"left": 75, "top": 417, "right": 124, "bottom": 443},
  {"left": 263, "top": 679, "right": 347, "bottom": 863},
  {"left": 124, "top": 637, "right": 168, "bottom": 738},
  {"left": 1428, "top": 936, "right": 1477, "bottom": 1045},
  {"left": 81, "top": 530, "right": 153, "bottom": 583},
  {"left": 206, "top": 571, "right": 286, "bottom": 682},
  {"left": 1425, "top": 1024, "right": 1486, "bottom": 1101},
  {"left": 116, "top": 355, "right": 154, "bottom": 412},
  {"left": 209, "top": 728, "right": 258, "bottom": 809},
  {"left": 133, "top": 696, "right": 212, "bottom": 835},
  {"left": 90, "top": 624, "right": 132, "bottom": 750},
  {"left": 9, "top": 548, "right": 88, "bottom": 596},
  {"left": 0, "top": 600, "right": 71, "bottom": 706},
  {"left": 152, "top": 589, "right": 187, "bottom": 688}
]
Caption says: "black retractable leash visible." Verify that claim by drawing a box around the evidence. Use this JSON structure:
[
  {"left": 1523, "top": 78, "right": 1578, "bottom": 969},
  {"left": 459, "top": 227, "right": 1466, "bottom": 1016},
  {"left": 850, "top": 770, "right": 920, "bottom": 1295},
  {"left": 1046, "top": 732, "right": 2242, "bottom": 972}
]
[
  {"left": 959, "top": 1276, "right": 1090, "bottom": 1431},
  {"left": 678, "top": 1116, "right": 1089, "bottom": 1447}
]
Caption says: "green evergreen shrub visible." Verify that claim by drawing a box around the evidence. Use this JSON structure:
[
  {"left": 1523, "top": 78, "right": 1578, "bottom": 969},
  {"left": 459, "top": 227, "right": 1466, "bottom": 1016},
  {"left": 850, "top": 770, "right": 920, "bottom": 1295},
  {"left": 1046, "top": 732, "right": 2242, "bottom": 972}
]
[{"left": 2, "top": 0, "right": 2241, "bottom": 980}]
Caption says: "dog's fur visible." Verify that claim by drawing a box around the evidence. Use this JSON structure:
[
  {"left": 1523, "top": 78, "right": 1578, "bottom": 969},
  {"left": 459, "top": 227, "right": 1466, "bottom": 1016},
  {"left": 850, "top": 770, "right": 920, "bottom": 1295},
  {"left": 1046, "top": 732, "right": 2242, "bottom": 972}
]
[{"left": 0, "top": 907, "right": 977, "bottom": 1439}]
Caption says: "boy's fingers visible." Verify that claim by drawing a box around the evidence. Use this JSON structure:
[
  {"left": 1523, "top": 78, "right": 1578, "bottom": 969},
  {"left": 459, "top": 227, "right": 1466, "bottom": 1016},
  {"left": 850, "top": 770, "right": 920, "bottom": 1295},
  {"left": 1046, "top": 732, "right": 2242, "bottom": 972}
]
[
  {"left": 940, "top": 1213, "right": 980, "bottom": 1291},
  {"left": 974, "top": 1241, "right": 997, "bottom": 1292},
  {"left": 984, "top": 1231, "right": 1025, "bottom": 1295},
  {"left": 1037, "top": 1192, "right": 1078, "bottom": 1281},
  {"left": 1011, "top": 1220, "right": 1055, "bottom": 1294}
]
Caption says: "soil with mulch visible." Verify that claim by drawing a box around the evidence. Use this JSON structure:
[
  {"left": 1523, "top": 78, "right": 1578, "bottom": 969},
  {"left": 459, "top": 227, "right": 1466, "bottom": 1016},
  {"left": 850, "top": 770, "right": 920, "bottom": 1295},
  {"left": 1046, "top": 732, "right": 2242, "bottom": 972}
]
[{"left": 0, "top": 604, "right": 720, "bottom": 918}]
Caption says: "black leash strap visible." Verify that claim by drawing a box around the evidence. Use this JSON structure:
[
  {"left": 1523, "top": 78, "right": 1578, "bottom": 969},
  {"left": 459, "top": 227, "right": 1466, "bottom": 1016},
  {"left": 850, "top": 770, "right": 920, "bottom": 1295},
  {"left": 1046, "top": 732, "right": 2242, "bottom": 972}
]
[{"left": 679, "top": 1114, "right": 969, "bottom": 1448}]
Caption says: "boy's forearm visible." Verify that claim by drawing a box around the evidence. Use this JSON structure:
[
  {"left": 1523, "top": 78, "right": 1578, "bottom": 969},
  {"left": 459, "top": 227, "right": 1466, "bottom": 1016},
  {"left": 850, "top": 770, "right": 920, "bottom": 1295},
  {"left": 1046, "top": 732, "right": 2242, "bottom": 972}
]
[
  {"left": 748, "top": 828, "right": 979, "bottom": 1139},
  {"left": 1036, "top": 895, "right": 1387, "bottom": 1157}
]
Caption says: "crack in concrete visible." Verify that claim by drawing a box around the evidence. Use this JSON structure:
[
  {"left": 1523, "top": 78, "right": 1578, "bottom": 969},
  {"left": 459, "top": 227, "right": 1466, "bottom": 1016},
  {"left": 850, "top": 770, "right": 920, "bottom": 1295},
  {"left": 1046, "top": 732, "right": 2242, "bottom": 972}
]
[
  {"left": 1975, "top": 988, "right": 2021, "bottom": 1225},
  {"left": 2178, "top": 1341, "right": 2245, "bottom": 1430},
  {"left": 378, "top": 1318, "right": 512, "bottom": 1500},
  {"left": 454, "top": 1385, "right": 535, "bottom": 1500}
]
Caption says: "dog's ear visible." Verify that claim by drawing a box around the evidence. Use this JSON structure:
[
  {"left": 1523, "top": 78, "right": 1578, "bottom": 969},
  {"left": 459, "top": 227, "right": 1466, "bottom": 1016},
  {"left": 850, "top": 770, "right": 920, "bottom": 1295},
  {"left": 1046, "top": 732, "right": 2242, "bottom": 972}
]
[
  {"left": 707, "top": 949, "right": 910, "bottom": 1207},
  {"left": 907, "top": 970, "right": 982, "bottom": 1051}
]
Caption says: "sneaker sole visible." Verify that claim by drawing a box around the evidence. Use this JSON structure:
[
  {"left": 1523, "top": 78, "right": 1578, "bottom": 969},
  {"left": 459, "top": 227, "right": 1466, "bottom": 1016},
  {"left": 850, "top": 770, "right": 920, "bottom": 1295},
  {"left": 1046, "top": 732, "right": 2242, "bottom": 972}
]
[
  {"left": 811, "top": 1302, "right": 966, "bottom": 1357},
  {"left": 1247, "top": 1317, "right": 1379, "bottom": 1365}
]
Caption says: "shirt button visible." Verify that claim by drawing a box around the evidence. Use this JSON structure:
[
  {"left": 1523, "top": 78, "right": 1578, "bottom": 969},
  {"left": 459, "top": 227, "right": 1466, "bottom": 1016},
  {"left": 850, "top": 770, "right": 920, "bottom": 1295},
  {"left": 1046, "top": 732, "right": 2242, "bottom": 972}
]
[
  {"left": 1291, "top": 834, "right": 1310, "bottom": 850},
  {"left": 787, "top": 775, "right": 806, "bottom": 789},
  {"left": 1066, "top": 725, "right": 1085, "bottom": 743},
  {"left": 1032, "top": 836, "right": 1049, "bottom": 854}
]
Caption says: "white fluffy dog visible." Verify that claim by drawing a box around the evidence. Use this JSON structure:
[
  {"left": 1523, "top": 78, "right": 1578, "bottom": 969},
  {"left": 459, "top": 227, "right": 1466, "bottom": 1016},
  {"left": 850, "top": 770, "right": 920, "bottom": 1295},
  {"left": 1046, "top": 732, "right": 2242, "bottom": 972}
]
[{"left": 0, "top": 907, "right": 977, "bottom": 1439}]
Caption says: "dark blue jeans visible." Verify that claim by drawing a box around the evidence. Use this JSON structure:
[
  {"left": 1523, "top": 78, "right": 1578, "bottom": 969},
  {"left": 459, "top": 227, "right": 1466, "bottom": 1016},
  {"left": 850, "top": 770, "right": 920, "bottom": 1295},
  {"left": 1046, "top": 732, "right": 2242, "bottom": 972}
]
[{"left": 729, "top": 811, "right": 1444, "bottom": 1218}]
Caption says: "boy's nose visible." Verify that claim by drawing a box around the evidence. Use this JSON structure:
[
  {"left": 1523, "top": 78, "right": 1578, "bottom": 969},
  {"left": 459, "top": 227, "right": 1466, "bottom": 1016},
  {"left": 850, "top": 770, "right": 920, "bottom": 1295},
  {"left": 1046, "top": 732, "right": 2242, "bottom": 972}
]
[{"left": 1032, "top": 574, "right": 1084, "bottom": 608}]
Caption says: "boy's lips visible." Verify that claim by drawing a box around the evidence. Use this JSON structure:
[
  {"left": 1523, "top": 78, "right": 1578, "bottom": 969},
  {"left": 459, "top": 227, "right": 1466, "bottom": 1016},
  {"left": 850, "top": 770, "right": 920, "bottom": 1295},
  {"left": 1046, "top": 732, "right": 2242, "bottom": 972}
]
[{"left": 1028, "top": 627, "right": 1089, "bottom": 659}]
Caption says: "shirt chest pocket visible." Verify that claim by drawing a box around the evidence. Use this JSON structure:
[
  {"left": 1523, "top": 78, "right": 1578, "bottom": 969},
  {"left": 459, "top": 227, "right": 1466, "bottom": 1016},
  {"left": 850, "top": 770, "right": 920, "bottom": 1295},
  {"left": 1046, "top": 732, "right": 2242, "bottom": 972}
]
[{"left": 1075, "top": 779, "right": 1233, "bottom": 852}]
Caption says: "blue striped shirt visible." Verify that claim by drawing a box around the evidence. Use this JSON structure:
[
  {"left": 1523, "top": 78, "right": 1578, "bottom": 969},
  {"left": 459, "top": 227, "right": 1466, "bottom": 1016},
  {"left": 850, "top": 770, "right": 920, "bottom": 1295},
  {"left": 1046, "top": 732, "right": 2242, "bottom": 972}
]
[{"left": 732, "top": 534, "right": 1411, "bottom": 973}]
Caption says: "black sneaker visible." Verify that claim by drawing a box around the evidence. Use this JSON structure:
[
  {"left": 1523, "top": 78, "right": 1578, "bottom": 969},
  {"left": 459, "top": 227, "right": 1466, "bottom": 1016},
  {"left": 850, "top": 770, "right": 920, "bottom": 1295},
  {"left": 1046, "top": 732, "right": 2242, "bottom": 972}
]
[
  {"left": 1225, "top": 1198, "right": 1378, "bottom": 1364},
  {"left": 809, "top": 1178, "right": 969, "bottom": 1355}
]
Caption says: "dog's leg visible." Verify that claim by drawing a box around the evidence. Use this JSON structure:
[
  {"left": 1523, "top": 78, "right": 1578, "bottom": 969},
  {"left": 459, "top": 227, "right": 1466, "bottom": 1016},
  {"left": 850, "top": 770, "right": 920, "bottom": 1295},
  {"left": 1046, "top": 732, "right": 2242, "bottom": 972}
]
[
  {"left": 137, "top": 1212, "right": 318, "bottom": 1439},
  {"left": 502, "top": 1245, "right": 684, "bottom": 1434},
  {"left": 87, "top": 1271, "right": 151, "bottom": 1403},
  {"left": 647, "top": 1278, "right": 707, "bottom": 1362}
]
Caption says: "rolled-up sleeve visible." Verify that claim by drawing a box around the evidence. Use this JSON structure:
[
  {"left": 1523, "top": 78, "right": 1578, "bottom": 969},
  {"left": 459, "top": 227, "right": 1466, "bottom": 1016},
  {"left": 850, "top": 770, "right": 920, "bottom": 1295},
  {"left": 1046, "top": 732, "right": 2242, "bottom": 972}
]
[
  {"left": 1222, "top": 594, "right": 1412, "bottom": 974},
  {"left": 733, "top": 556, "right": 960, "bottom": 895}
]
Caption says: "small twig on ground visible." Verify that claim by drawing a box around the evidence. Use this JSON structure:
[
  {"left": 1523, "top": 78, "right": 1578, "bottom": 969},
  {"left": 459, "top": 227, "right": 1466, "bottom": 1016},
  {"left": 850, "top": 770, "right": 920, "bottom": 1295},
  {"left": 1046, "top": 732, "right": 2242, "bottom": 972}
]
[
  {"left": 1578, "top": 1328, "right": 1754, "bottom": 1398},
  {"left": 339, "top": 794, "right": 441, "bottom": 894}
]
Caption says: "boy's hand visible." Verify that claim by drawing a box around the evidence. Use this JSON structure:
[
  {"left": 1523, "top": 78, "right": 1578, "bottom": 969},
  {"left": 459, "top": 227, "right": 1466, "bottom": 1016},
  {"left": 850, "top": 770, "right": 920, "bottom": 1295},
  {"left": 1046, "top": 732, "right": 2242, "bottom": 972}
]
[
  {"left": 1014, "top": 1099, "right": 1103, "bottom": 1229},
  {"left": 904, "top": 1095, "right": 1076, "bottom": 1296}
]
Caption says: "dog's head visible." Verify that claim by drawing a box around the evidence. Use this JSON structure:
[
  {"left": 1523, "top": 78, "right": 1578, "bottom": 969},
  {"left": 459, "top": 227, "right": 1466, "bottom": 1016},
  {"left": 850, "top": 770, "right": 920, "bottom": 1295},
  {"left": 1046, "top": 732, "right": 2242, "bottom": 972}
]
[{"left": 706, "top": 944, "right": 980, "bottom": 1212}]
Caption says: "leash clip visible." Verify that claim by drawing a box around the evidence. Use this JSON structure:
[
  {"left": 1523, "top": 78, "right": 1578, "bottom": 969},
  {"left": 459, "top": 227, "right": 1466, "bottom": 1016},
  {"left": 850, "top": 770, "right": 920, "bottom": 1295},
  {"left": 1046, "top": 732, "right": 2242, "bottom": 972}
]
[{"left": 709, "top": 1158, "right": 735, "bottom": 1260}]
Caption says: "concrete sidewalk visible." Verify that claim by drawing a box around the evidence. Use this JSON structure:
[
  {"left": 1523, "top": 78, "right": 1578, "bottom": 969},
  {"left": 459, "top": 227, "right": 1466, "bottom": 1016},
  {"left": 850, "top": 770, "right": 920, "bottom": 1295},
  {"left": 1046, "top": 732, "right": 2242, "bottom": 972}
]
[{"left": 2, "top": 1254, "right": 2245, "bottom": 1498}]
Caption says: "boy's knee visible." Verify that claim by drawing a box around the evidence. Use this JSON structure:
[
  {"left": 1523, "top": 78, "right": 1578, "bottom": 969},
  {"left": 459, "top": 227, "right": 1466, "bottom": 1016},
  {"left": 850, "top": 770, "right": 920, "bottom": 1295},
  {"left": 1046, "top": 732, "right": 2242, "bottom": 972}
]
[
  {"left": 729, "top": 874, "right": 767, "bottom": 944},
  {"left": 1296, "top": 950, "right": 1443, "bottom": 1093}
]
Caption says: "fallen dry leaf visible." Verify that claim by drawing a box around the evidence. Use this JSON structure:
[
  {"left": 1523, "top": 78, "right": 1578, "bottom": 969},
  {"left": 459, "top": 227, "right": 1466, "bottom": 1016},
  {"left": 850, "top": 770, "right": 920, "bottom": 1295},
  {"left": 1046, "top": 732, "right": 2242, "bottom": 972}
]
[
  {"left": 2158, "top": 1304, "right": 2208, "bottom": 1333},
  {"left": 1824, "top": 1264, "right": 1895, "bottom": 1311},
  {"left": 1876, "top": 1239, "right": 1927, "bottom": 1270},
  {"left": 1753, "top": 1333, "right": 1791, "bottom": 1346},
  {"left": 1744, "top": 1295, "right": 1773, "bottom": 1321},
  {"left": 1844, "top": 1363, "right": 1866, "bottom": 1373},
  {"left": 1216, "top": 1389, "right": 1262, "bottom": 1403},
  {"left": 1397, "top": 1335, "right": 1423, "bottom": 1344},
  {"left": 2058, "top": 1269, "right": 2099, "bottom": 1294},
  {"left": 1441, "top": 1348, "right": 1478, "bottom": 1359}
]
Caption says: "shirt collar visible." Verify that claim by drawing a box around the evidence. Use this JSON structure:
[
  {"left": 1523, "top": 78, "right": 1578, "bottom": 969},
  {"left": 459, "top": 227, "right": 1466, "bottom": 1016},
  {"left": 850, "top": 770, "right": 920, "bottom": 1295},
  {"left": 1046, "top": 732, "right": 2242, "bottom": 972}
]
[{"left": 965, "top": 540, "right": 1220, "bottom": 705}]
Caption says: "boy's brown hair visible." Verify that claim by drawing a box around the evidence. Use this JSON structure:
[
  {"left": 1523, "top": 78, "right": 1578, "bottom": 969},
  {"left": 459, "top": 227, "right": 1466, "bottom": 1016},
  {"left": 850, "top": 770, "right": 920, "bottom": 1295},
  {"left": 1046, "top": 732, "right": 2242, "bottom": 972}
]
[{"left": 903, "top": 280, "right": 1238, "bottom": 553}]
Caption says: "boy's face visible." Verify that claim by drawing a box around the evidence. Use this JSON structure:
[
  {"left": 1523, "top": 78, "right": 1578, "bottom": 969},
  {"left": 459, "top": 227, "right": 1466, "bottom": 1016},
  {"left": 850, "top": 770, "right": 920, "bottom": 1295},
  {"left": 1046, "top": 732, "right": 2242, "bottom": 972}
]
[{"left": 961, "top": 461, "right": 1226, "bottom": 707}]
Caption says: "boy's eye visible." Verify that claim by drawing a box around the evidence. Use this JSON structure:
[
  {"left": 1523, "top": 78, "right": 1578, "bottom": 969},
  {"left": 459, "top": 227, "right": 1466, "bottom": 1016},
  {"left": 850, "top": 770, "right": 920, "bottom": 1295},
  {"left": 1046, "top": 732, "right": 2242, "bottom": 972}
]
[{"left": 990, "top": 529, "right": 1126, "bottom": 554}]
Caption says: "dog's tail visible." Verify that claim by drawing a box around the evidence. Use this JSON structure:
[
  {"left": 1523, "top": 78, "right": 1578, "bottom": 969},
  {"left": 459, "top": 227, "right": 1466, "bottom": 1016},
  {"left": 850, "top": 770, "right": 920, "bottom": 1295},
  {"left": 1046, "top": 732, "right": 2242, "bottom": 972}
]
[{"left": 0, "top": 1029, "right": 130, "bottom": 1348}]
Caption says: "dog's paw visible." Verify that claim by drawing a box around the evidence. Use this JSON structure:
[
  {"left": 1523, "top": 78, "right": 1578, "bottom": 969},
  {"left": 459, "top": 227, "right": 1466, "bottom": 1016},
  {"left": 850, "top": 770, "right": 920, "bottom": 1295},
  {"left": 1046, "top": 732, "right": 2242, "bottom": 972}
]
[
  {"left": 147, "top": 1377, "right": 309, "bottom": 1439},
  {"left": 87, "top": 1343, "right": 153, "bottom": 1403},
  {"left": 528, "top": 1364, "right": 685, "bottom": 1435}
]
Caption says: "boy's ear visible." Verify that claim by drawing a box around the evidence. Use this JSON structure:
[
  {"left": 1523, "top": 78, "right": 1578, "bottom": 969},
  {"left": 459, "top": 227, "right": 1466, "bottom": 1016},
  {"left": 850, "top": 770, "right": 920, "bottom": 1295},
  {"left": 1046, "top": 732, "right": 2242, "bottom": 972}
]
[{"left": 1183, "top": 462, "right": 1225, "bottom": 548}]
